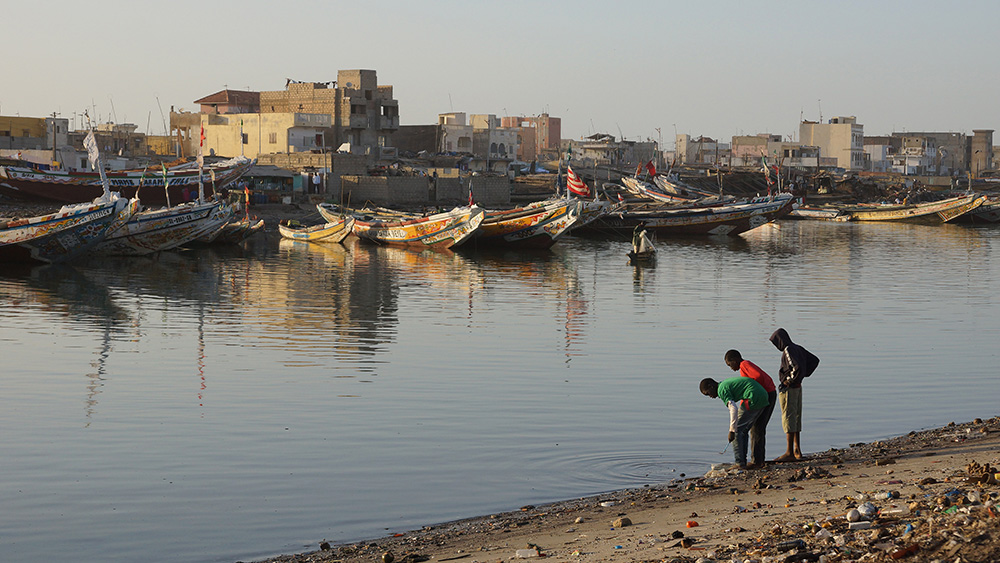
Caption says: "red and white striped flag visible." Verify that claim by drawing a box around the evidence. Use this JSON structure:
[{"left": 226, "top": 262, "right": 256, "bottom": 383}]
[{"left": 566, "top": 166, "right": 591, "bottom": 198}]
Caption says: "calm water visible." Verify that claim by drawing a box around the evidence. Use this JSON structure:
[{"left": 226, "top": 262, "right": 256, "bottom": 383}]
[{"left": 1, "top": 220, "right": 998, "bottom": 562}]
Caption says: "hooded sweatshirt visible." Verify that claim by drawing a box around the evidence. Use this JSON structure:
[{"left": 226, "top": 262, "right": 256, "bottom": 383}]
[{"left": 769, "top": 328, "right": 818, "bottom": 392}]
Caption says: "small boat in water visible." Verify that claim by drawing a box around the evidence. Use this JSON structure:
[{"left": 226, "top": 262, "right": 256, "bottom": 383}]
[
  {"left": 318, "top": 204, "right": 484, "bottom": 249},
  {"left": 464, "top": 197, "right": 582, "bottom": 249},
  {"left": 840, "top": 194, "right": 985, "bottom": 223},
  {"left": 278, "top": 216, "right": 355, "bottom": 243},
  {"left": 215, "top": 216, "right": 265, "bottom": 243},
  {"left": 627, "top": 226, "right": 656, "bottom": 263}
]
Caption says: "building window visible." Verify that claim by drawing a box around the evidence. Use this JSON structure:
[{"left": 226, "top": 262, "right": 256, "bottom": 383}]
[
  {"left": 242, "top": 133, "right": 249, "bottom": 144},
  {"left": 269, "top": 132, "right": 277, "bottom": 144}
]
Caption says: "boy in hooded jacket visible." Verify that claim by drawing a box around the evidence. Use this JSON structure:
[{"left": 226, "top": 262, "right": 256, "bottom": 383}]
[{"left": 769, "top": 328, "right": 819, "bottom": 462}]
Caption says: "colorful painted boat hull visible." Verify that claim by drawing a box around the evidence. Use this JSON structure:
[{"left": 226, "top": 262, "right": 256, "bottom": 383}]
[
  {"left": 95, "top": 201, "right": 230, "bottom": 256},
  {"left": 319, "top": 204, "right": 484, "bottom": 249},
  {"left": 0, "top": 196, "right": 132, "bottom": 263},
  {"left": 466, "top": 198, "right": 583, "bottom": 249},
  {"left": 278, "top": 216, "right": 355, "bottom": 243},
  {"left": 844, "top": 194, "right": 985, "bottom": 223}
]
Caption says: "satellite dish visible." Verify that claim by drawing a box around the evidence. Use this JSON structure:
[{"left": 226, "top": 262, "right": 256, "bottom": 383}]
[
  {"left": 345, "top": 82, "right": 353, "bottom": 88},
  {"left": 938, "top": 148, "right": 948, "bottom": 158}
]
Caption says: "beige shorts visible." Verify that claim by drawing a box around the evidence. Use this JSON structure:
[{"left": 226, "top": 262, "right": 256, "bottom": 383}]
[{"left": 779, "top": 387, "right": 802, "bottom": 433}]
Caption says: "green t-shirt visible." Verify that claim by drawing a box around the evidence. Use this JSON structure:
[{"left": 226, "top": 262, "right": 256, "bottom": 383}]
[{"left": 717, "top": 376, "right": 768, "bottom": 410}]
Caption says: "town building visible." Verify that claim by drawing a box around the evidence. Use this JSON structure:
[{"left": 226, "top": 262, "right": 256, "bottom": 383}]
[
  {"left": 437, "top": 112, "right": 473, "bottom": 153},
  {"left": 470, "top": 114, "right": 517, "bottom": 162},
  {"left": 565, "top": 134, "right": 657, "bottom": 170},
  {"left": 799, "top": 116, "right": 864, "bottom": 171},
  {"left": 499, "top": 114, "right": 561, "bottom": 160},
  {"left": 970, "top": 129, "right": 994, "bottom": 177},
  {"left": 175, "top": 69, "right": 399, "bottom": 161},
  {"left": 675, "top": 134, "right": 730, "bottom": 166}
]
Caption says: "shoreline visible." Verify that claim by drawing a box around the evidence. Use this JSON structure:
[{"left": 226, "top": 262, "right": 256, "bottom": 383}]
[{"left": 253, "top": 417, "right": 1000, "bottom": 563}]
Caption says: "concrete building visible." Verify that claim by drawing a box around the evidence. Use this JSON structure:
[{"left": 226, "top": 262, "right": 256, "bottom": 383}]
[
  {"left": 970, "top": 129, "right": 994, "bottom": 177},
  {"left": 863, "top": 136, "right": 898, "bottom": 173},
  {"left": 887, "top": 132, "right": 963, "bottom": 175},
  {"left": 183, "top": 69, "right": 399, "bottom": 162},
  {"left": 676, "top": 134, "right": 730, "bottom": 165},
  {"left": 438, "top": 112, "right": 473, "bottom": 153},
  {"left": 889, "top": 134, "right": 938, "bottom": 175},
  {"left": 499, "top": 113, "right": 561, "bottom": 160},
  {"left": 799, "top": 116, "right": 864, "bottom": 171},
  {"left": 194, "top": 90, "right": 261, "bottom": 114},
  {"left": 470, "top": 114, "right": 517, "bottom": 161}
]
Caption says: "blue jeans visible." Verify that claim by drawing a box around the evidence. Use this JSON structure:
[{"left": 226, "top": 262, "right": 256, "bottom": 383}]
[{"left": 734, "top": 403, "right": 764, "bottom": 466}]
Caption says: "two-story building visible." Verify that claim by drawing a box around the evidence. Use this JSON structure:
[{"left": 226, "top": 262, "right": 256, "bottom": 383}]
[{"left": 799, "top": 116, "right": 864, "bottom": 171}]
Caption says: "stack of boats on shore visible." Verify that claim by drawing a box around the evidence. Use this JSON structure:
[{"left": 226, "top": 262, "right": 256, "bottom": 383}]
[{"left": 1, "top": 154, "right": 261, "bottom": 265}]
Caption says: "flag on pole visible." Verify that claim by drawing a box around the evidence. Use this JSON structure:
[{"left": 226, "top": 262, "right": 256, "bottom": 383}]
[
  {"left": 566, "top": 165, "right": 591, "bottom": 198},
  {"left": 645, "top": 160, "right": 657, "bottom": 177},
  {"left": 83, "top": 130, "right": 99, "bottom": 170},
  {"left": 635, "top": 163, "right": 642, "bottom": 177},
  {"left": 197, "top": 124, "right": 206, "bottom": 168},
  {"left": 761, "top": 156, "right": 773, "bottom": 186}
]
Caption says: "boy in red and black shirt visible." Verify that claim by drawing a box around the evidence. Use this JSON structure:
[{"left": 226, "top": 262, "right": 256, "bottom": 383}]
[{"left": 725, "top": 349, "right": 776, "bottom": 469}]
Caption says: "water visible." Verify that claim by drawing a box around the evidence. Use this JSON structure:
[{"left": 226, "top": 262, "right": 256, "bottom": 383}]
[{"left": 1, "top": 220, "right": 998, "bottom": 562}]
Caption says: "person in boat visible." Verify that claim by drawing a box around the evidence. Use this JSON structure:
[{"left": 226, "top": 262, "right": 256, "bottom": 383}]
[
  {"left": 769, "top": 328, "right": 819, "bottom": 462},
  {"left": 724, "top": 350, "right": 776, "bottom": 469},
  {"left": 632, "top": 222, "right": 646, "bottom": 249},
  {"left": 699, "top": 376, "right": 769, "bottom": 470}
]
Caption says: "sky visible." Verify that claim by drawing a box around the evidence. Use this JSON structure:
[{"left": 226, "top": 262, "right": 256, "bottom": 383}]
[{"left": 3, "top": 0, "right": 998, "bottom": 148}]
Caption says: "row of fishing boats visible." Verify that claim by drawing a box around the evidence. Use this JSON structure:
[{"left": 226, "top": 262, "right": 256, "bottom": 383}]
[
  {"left": 0, "top": 190, "right": 263, "bottom": 264},
  {"left": 276, "top": 190, "right": 799, "bottom": 250}
]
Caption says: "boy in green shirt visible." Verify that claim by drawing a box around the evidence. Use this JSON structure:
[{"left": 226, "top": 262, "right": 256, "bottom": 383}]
[{"left": 699, "top": 376, "right": 770, "bottom": 469}]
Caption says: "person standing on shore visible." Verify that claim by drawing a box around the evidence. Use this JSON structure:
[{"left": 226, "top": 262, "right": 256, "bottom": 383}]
[
  {"left": 699, "top": 376, "right": 769, "bottom": 469},
  {"left": 724, "top": 350, "right": 776, "bottom": 469},
  {"left": 769, "top": 328, "right": 819, "bottom": 462}
]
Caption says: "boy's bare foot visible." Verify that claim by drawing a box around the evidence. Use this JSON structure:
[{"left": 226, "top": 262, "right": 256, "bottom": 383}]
[{"left": 773, "top": 453, "right": 796, "bottom": 462}]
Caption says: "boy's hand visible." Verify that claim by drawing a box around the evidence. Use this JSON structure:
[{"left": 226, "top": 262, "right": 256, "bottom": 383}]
[{"left": 728, "top": 431, "right": 736, "bottom": 443}]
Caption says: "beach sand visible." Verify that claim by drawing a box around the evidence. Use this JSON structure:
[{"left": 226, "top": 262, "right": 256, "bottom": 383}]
[{"left": 254, "top": 417, "right": 1000, "bottom": 563}]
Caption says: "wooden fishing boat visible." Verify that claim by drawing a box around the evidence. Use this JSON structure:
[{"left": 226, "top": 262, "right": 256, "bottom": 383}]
[
  {"left": 841, "top": 194, "right": 985, "bottom": 223},
  {"left": 653, "top": 174, "right": 719, "bottom": 198},
  {"left": 0, "top": 195, "right": 133, "bottom": 263},
  {"left": 463, "top": 197, "right": 583, "bottom": 249},
  {"left": 0, "top": 156, "right": 254, "bottom": 205},
  {"left": 952, "top": 196, "right": 1000, "bottom": 224},
  {"left": 318, "top": 204, "right": 484, "bottom": 249},
  {"left": 579, "top": 193, "right": 795, "bottom": 237},
  {"left": 216, "top": 217, "right": 265, "bottom": 243},
  {"left": 278, "top": 216, "right": 355, "bottom": 243},
  {"left": 95, "top": 200, "right": 232, "bottom": 256},
  {"left": 787, "top": 205, "right": 849, "bottom": 221},
  {"left": 621, "top": 176, "right": 697, "bottom": 203}
]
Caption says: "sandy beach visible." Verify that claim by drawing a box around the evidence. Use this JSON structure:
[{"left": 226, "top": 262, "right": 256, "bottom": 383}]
[{"left": 254, "top": 417, "right": 1000, "bottom": 563}]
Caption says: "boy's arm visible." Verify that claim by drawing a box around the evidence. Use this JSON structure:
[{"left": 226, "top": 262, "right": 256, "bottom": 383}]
[
  {"left": 784, "top": 348, "right": 804, "bottom": 386},
  {"left": 727, "top": 401, "right": 738, "bottom": 432}
]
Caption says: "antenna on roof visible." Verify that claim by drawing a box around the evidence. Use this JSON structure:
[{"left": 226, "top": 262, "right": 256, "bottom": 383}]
[{"left": 818, "top": 99, "right": 823, "bottom": 123}]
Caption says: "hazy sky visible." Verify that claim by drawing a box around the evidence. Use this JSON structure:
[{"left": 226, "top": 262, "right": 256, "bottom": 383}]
[{"left": 3, "top": 0, "right": 997, "bottom": 146}]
